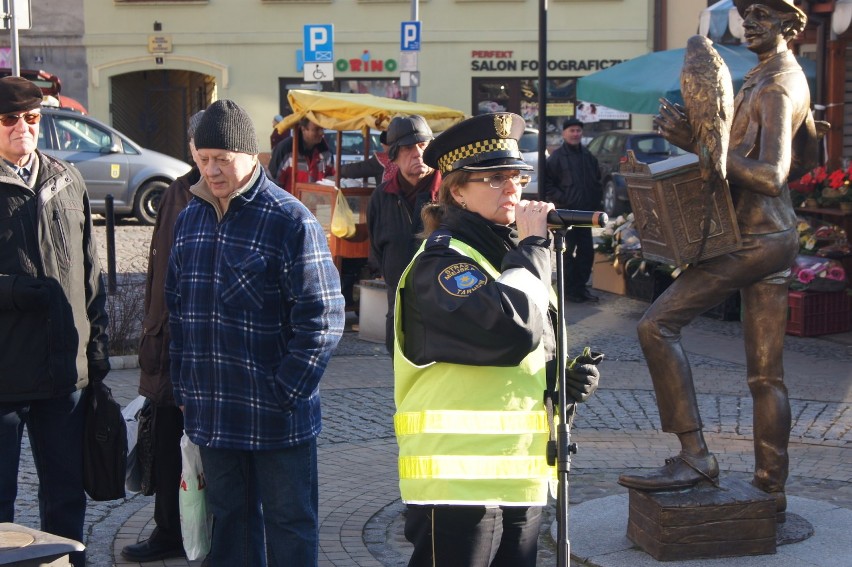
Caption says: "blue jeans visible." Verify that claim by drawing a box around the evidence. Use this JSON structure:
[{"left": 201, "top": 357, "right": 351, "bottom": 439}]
[
  {"left": 0, "top": 390, "right": 87, "bottom": 567},
  {"left": 200, "top": 439, "right": 319, "bottom": 567}
]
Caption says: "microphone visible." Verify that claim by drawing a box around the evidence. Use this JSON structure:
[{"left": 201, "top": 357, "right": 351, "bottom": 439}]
[{"left": 547, "top": 209, "right": 608, "bottom": 228}]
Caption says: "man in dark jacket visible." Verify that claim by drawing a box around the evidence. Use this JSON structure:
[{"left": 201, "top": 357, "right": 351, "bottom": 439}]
[
  {"left": 120, "top": 111, "right": 204, "bottom": 563},
  {"left": 544, "top": 117, "right": 603, "bottom": 303},
  {"left": 0, "top": 76, "right": 110, "bottom": 567},
  {"left": 366, "top": 115, "right": 441, "bottom": 352}
]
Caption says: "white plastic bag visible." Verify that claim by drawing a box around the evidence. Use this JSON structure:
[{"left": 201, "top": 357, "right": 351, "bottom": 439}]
[
  {"left": 178, "top": 433, "right": 211, "bottom": 560},
  {"left": 121, "top": 395, "right": 147, "bottom": 493}
]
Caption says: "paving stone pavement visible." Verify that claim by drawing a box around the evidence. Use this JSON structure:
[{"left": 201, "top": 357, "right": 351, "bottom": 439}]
[{"left": 8, "top": 220, "right": 848, "bottom": 566}]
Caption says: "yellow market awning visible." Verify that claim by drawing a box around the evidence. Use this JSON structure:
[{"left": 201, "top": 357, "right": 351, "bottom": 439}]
[{"left": 275, "top": 90, "right": 467, "bottom": 134}]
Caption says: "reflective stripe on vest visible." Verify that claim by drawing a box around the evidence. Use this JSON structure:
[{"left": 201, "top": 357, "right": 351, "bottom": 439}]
[{"left": 393, "top": 237, "right": 554, "bottom": 506}]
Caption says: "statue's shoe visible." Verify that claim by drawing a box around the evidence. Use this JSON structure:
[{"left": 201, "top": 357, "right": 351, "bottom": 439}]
[{"left": 618, "top": 452, "right": 719, "bottom": 491}]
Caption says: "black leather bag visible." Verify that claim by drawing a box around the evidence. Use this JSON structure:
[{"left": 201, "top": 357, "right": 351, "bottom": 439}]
[
  {"left": 136, "top": 399, "right": 156, "bottom": 496},
  {"left": 83, "top": 381, "right": 128, "bottom": 501}
]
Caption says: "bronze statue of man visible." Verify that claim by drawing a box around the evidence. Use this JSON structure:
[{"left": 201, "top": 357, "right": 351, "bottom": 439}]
[{"left": 618, "top": 0, "right": 818, "bottom": 523}]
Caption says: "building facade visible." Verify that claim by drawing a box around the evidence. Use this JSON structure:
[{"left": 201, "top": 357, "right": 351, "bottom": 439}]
[
  {"left": 1, "top": 0, "right": 88, "bottom": 107},
  {"left": 80, "top": 0, "right": 667, "bottom": 160}
]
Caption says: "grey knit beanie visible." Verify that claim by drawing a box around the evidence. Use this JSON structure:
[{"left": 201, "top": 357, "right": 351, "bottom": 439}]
[
  {"left": 187, "top": 110, "right": 205, "bottom": 140},
  {"left": 193, "top": 99, "right": 259, "bottom": 154}
]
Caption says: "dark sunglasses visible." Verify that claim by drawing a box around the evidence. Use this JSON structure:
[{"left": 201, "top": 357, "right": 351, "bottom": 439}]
[{"left": 0, "top": 112, "right": 41, "bottom": 127}]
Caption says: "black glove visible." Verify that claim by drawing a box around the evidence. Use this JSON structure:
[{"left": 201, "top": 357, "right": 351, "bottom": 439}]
[
  {"left": 566, "top": 347, "right": 603, "bottom": 403},
  {"left": 88, "top": 358, "right": 111, "bottom": 383},
  {"left": 12, "top": 275, "right": 49, "bottom": 311}
]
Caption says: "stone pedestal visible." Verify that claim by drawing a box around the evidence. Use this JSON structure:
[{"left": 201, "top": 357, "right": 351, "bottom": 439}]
[
  {"left": 0, "top": 523, "right": 84, "bottom": 566},
  {"left": 626, "top": 477, "right": 777, "bottom": 561}
]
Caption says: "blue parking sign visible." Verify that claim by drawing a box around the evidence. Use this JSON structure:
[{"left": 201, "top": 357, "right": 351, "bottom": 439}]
[
  {"left": 401, "top": 21, "right": 421, "bottom": 52},
  {"left": 304, "top": 24, "right": 334, "bottom": 63}
]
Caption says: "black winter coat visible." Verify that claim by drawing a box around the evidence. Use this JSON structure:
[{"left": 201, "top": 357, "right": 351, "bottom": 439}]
[
  {"left": 543, "top": 143, "right": 602, "bottom": 210},
  {"left": 0, "top": 151, "right": 109, "bottom": 401},
  {"left": 137, "top": 167, "right": 199, "bottom": 405}
]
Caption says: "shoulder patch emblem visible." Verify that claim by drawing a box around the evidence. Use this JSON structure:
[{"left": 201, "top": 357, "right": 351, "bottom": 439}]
[{"left": 438, "top": 262, "right": 488, "bottom": 297}]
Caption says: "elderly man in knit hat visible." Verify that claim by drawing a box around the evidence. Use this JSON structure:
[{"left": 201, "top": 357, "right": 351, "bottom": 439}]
[
  {"left": 121, "top": 109, "right": 206, "bottom": 563},
  {"left": 619, "top": 0, "right": 816, "bottom": 524},
  {"left": 0, "top": 76, "right": 110, "bottom": 567},
  {"left": 165, "top": 99, "right": 345, "bottom": 565}
]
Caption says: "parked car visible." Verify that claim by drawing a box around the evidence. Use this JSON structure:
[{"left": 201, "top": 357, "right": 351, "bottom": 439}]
[
  {"left": 37, "top": 107, "right": 191, "bottom": 225},
  {"left": 519, "top": 127, "right": 548, "bottom": 199},
  {"left": 0, "top": 68, "right": 87, "bottom": 113},
  {"left": 323, "top": 129, "right": 383, "bottom": 166},
  {"left": 587, "top": 129, "right": 689, "bottom": 217}
]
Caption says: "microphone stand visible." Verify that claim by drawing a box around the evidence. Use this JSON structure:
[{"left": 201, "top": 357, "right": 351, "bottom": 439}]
[{"left": 552, "top": 226, "right": 577, "bottom": 567}]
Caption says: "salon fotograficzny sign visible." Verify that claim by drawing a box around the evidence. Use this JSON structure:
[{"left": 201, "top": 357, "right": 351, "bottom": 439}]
[{"left": 470, "top": 50, "right": 622, "bottom": 72}]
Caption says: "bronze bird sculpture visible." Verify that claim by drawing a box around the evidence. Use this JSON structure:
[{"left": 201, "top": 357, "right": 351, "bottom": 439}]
[{"left": 680, "top": 35, "right": 734, "bottom": 192}]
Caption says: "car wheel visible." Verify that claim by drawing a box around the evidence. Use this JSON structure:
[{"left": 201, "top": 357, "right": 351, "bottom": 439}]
[
  {"left": 133, "top": 180, "right": 167, "bottom": 225},
  {"left": 603, "top": 179, "right": 628, "bottom": 218}
]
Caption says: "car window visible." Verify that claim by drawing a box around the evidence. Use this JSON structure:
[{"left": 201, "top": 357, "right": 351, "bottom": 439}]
[
  {"left": 602, "top": 135, "right": 621, "bottom": 153},
  {"left": 54, "top": 117, "right": 113, "bottom": 153},
  {"left": 587, "top": 136, "right": 604, "bottom": 154},
  {"left": 324, "top": 131, "right": 382, "bottom": 156},
  {"left": 634, "top": 135, "right": 688, "bottom": 156}
]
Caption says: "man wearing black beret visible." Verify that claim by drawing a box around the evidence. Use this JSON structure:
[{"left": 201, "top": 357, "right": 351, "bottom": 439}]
[
  {"left": 0, "top": 76, "right": 110, "bottom": 567},
  {"left": 543, "top": 117, "right": 603, "bottom": 303}
]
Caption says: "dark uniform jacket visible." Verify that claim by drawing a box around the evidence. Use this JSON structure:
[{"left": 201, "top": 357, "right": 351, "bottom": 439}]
[
  {"left": 0, "top": 151, "right": 109, "bottom": 401},
  {"left": 400, "top": 207, "right": 555, "bottom": 367},
  {"left": 543, "top": 142, "right": 602, "bottom": 210},
  {"left": 138, "top": 167, "right": 199, "bottom": 406}
]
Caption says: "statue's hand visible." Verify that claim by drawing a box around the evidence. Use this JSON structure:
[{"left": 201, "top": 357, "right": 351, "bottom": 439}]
[{"left": 654, "top": 98, "right": 694, "bottom": 152}]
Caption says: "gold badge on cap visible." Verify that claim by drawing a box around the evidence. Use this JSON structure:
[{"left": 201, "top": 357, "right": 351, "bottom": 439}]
[{"left": 494, "top": 114, "right": 512, "bottom": 138}]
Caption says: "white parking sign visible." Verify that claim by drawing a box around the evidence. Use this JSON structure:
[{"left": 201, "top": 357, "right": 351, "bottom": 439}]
[{"left": 303, "top": 24, "right": 334, "bottom": 62}]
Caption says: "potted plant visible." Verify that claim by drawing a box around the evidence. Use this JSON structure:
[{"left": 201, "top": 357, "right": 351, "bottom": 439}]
[{"left": 789, "top": 167, "right": 823, "bottom": 208}]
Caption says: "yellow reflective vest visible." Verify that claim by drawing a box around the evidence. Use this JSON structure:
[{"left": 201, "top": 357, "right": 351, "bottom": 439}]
[{"left": 393, "top": 237, "right": 555, "bottom": 506}]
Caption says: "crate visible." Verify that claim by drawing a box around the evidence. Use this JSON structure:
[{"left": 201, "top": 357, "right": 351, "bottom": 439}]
[
  {"left": 701, "top": 292, "right": 742, "bottom": 321},
  {"left": 625, "top": 261, "right": 673, "bottom": 302},
  {"left": 786, "top": 289, "right": 852, "bottom": 337},
  {"left": 592, "top": 252, "right": 626, "bottom": 295},
  {"left": 620, "top": 152, "right": 742, "bottom": 266}
]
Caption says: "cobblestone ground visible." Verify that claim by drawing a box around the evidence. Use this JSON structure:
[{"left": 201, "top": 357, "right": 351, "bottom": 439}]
[{"left": 10, "top": 219, "right": 851, "bottom": 567}]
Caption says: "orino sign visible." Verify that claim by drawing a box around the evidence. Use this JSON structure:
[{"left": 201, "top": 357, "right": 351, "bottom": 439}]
[{"left": 470, "top": 51, "right": 623, "bottom": 72}]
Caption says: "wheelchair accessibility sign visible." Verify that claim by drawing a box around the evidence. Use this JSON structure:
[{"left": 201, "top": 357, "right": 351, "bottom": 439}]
[{"left": 304, "top": 62, "right": 333, "bottom": 82}]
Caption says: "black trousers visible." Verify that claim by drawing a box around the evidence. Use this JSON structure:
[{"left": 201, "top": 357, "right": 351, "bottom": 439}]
[
  {"left": 404, "top": 504, "right": 542, "bottom": 567},
  {"left": 564, "top": 226, "right": 594, "bottom": 296},
  {"left": 152, "top": 404, "right": 184, "bottom": 541}
]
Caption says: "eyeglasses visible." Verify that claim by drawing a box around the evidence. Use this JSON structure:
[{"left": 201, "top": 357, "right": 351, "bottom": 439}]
[
  {"left": 0, "top": 112, "right": 41, "bottom": 127},
  {"left": 469, "top": 173, "right": 531, "bottom": 190}
]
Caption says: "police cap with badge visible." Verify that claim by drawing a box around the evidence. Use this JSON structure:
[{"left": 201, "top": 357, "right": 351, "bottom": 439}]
[{"left": 423, "top": 112, "right": 533, "bottom": 174}]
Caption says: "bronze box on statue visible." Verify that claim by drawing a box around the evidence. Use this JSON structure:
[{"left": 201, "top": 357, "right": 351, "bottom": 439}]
[
  {"left": 621, "top": 151, "right": 741, "bottom": 266},
  {"left": 626, "top": 477, "right": 777, "bottom": 561}
]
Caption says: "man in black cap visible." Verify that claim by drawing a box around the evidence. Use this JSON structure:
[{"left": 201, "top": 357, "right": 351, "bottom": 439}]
[
  {"left": 0, "top": 76, "right": 110, "bottom": 567},
  {"left": 165, "top": 99, "right": 345, "bottom": 564},
  {"left": 367, "top": 114, "right": 441, "bottom": 352},
  {"left": 543, "top": 117, "right": 602, "bottom": 303}
]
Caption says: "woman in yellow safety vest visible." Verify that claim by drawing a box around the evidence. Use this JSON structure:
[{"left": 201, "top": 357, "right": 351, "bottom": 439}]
[{"left": 393, "top": 112, "right": 602, "bottom": 566}]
